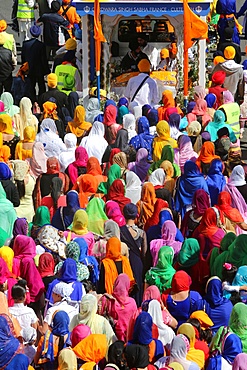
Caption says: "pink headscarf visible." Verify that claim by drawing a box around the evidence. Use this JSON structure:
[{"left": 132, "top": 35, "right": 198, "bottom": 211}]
[
  {"left": 105, "top": 200, "right": 126, "bottom": 227},
  {"left": 150, "top": 220, "right": 182, "bottom": 265},
  {"left": 178, "top": 135, "right": 198, "bottom": 174},
  {"left": 113, "top": 273, "right": 130, "bottom": 304},
  {"left": 164, "top": 107, "right": 178, "bottom": 122},
  {"left": 223, "top": 90, "right": 234, "bottom": 104},
  {"left": 29, "top": 142, "right": 47, "bottom": 178},
  {"left": 192, "top": 99, "right": 207, "bottom": 115},
  {"left": 68, "top": 147, "right": 89, "bottom": 185},
  {"left": 0, "top": 257, "right": 10, "bottom": 284},
  {"left": 0, "top": 101, "right": 4, "bottom": 113},
  {"left": 143, "top": 285, "right": 161, "bottom": 301},
  {"left": 104, "top": 105, "right": 117, "bottom": 126},
  {"left": 71, "top": 324, "right": 92, "bottom": 348},
  {"left": 233, "top": 353, "right": 247, "bottom": 370}
]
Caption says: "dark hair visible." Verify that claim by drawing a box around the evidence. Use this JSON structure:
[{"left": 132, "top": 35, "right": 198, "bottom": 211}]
[
  {"left": 51, "top": 177, "right": 63, "bottom": 210},
  {"left": 222, "top": 264, "right": 238, "bottom": 284},
  {"left": 108, "top": 341, "right": 125, "bottom": 370},
  {"left": 187, "top": 318, "right": 213, "bottom": 344},
  {"left": 16, "top": 179, "right": 25, "bottom": 199},
  {"left": 16, "top": 279, "right": 27, "bottom": 289},
  {"left": 83, "top": 280, "right": 96, "bottom": 293},
  {"left": 12, "top": 285, "right": 26, "bottom": 300},
  {"left": 187, "top": 318, "right": 203, "bottom": 339}
]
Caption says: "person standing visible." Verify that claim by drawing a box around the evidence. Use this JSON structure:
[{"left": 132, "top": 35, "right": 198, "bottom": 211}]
[
  {"left": 21, "top": 24, "right": 50, "bottom": 103},
  {"left": 0, "top": 34, "right": 15, "bottom": 95},
  {"left": 16, "top": 0, "right": 35, "bottom": 45},
  {"left": 0, "top": 20, "right": 17, "bottom": 68}
]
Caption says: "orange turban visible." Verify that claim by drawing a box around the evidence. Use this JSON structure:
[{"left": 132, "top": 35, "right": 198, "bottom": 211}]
[{"left": 0, "top": 20, "right": 7, "bottom": 32}]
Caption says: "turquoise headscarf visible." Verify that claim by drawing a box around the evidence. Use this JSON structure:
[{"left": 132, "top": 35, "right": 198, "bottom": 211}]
[{"left": 0, "top": 183, "right": 16, "bottom": 237}]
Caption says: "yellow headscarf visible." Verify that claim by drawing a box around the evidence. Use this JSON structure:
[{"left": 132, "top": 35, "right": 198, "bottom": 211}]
[
  {"left": 0, "top": 246, "right": 14, "bottom": 272},
  {"left": 73, "top": 334, "right": 108, "bottom": 370},
  {"left": 0, "top": 114, "right": 14, "bottom": 134},
  {"left": 67, "top": 106, "right": 92, "bottom": 137},
  {"left": 23, "top": 126, "right": 35, "bottom": 142},
  {"left": 153, "top": 121, "right": 177, "bottom": 161},
  {"left": 58, "top": 348, "right": 77, "bottom": 370},
  {"left": 190, "top": 310, "right": 214, "bottom": 330},
  {"left": 43, "top": 101, "right": 58, "bottom": 120},
  {"left": 156, "top": 120, "right": 171, "bottom": 140},
  {"left": 71, "top": 209, "right": 89, "bottom": 235}
]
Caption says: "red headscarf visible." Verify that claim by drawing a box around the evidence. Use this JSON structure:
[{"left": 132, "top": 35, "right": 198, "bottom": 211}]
[
  {"left": 215, "top": 191, "right": 244, "bottom": 224},
  {"left": 38, "top": 252, "right": 55, "bottom": 278},
  {"left": 107, "top": 179, "right": 131, "bottom": 213},
  {"left": 192, "top": 189, "right": 210, "bottom": 217},
  {"left": 196, "top": 142, "right": 220, "bottom": 171},
  {"left": 75, "top": 174, "right": 98, "bottom": 208},
  {"left": 196, "top": 207, "right": 223, "bottom": 237},
  {"left": 46, "top": 157, "right": 60, "bottom": 174},
  {"left": 171, "top": 271, "right": 192, "bottom": 292},
  {"left": 68, "top": 147, "right": 89, "bottom": 185},
  {"left": 104, "top": 105, "right": 118, "bottom": 127},
  {"left": 86, "top": 157, "right": 102, "bottom": 176},
  {"left": 144, "top": 198, "right": 169, "bottom": 231}
]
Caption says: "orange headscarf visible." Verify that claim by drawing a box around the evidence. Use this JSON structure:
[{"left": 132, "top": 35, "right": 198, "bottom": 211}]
[
  {"left": 73, "top": 334, "right": 108, "bottom": 370},
  {"left": 67, "top": 106, "right": 92, "bottom": 137},
  {"left": 86, "top": 157, "right": 107, "bottom": 185},
  {"left": 23, "top": 126, "right": 35, "bottom": 142},
  {"left": 195, "top": 142, "right": 220, "bottom": 171},
  {"left": 0, "top": 133, "right": 10, "bottom": 163},
  {"left": 195, "top": 207, "right": 224, "bottom": 237},
  {"left": 136, "top": 182, "right": 156, "bottom": 225},
  {"left": 72, "top": 174, "right": 98, "bottom": 208},
  {"left": 43, "top": 101, "right": 58, "bottom": 120},
  {"left": 158, "top": 90, "right": 182, "bottom": 121},
  {"left": 102, "top": 237, "right": 135, "bottom": 294}
]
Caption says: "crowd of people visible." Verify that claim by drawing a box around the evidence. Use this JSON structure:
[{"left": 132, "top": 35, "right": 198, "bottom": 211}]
[{"left": 1, "top": 0, "right": 247, "bottom": 369}]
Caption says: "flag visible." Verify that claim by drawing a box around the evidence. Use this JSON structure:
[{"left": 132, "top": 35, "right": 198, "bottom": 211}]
[
  {"left": 183, "top": 0, "right": 208, "bottom": 96},
  {"left": 94, "top": 0, "right": 106, "bottom": 43}
]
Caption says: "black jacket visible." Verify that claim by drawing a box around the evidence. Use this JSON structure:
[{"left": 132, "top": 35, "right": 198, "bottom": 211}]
[
  {"left": 21, "top": 38, "right": 50, "bottom": 77},
  {"left": 0, "top": 46, "right": 13, "bottom": 82},
  {"left": 37, "top": 13, "right": 69, "bottom": 47},
  {"left": 39, "top": 87, "right": 69, "bottom": 120},
  {"left": 1, "top": 180, "right": 20, "bottom": 207}
]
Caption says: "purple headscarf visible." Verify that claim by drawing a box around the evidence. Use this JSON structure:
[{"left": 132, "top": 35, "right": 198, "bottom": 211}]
[
  {"left": 223, "top": 90, "right": 234, "bottom": 104},
  {"left": 13, "top": 218, "right": 29, "bottom": 238},
  {"left": 128, "top": 148, "right": 150, "bottom": 183}
]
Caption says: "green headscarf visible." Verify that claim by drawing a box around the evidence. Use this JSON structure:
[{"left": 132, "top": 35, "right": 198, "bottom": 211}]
[
  {"left": 229, "top": 302, "right": 247, "bottom": 352},
  {"left": 33, "top": 206, "right": 51, "bottom": 227},
  {"left": 97, "top": 164, "right": 121, "bottom": 194},
  {"left": 210, "top": 232, "right": 237, "bottom": 277},
  {"left": 148, "top": 145, "right": 180, "bottom": 177},
  {"left": 0, "top": 182, "right": 17, "bottom": 238},
  {"left": 228, "top": 235, "right": 247, "bottom": 268},
  {"left": 177, "top": 238, "right": 200, "bottom": 268},
  {"left": 86, "top": 197, "right": 108, "bottom": 235},
  {"left": 65, "top": 241, "right": 90, "bottom": 281},
  {"left": 145, "top": 246, "right": 176, "bottom": 292},
  {"left": 0, "top": 227, "right": 9, "bottom": 247},
  {"left": 210, "top": 326, "right": 232, "bottom": 353}
]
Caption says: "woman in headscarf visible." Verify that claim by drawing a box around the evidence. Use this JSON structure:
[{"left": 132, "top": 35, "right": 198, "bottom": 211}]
[
  {"left": 0, "top": 182, "right": 17, "bottom": 238},
  {"left": 13, "top": 235, "right": 44, "bottom": 305},
  {"left": 86, "top": 157, "right": 107, "bottom": 186},
  {"left": 72, "top": 334, "right": 107, "bottom": 368},
  {"left": 107, "top": 179, "right": 131, "bottom": 213},
  {"left": 153, "top": 121, "right": 177, "bottom": 161},
  {"left": 97, "top": 236, "right": 135, "bottom": 294},
  {"left": 67, "top": 105, "right": 92, "bottom": 143},
  {"left": 118, "top": 105, "right": 129, "bottom": 125},
  {"left": 205, "top": 110, "right": 236, "bottom": 142},
  {"left": 67, "top": 146, "right": 89, "bottom": 186},
  {"left": 145, "top": 246, "right": 176, "bottom": 292},
  {"left": 0, "top": 114, "right": 19, "bottom": 160},
  {"left": 233, "top": 354, "right": 247, "bottom": 370},
  {"left": 11, "top": 159, "right": 35, "bottom": 222},
  {"left": 130, "top": 311, "right": 164, "bottom": 363},
  {"left": 0, "top": 162, "right": 20, "bottom": 207},
  {"left": 35, "top": 118, "right": 67, "bottom": 157},
  {"left": 215, "top": 191, "right": 247, "bottom": 233},
  {"left": 224, "top": 143, "right": 244, "bottom": 176},
  {"left": 148, "top": 144, "right": 180, "bottom": 178},
  {"left": 163, "top": 271, "right": 202, "bottom": 328},
  {"left": 86, "top": 197, "right": 108, "bottom": 236},
  {"left": 14, "top": 126, "right": 35, "bottom": 160},
  {"left": 227, "top": 165, "right": 247, "bottom": 204},
  {"left": 129, "top": 117, "right": 154, "bottom": 161},
  {"left": 122, "top": 113, "right": 136, "bottom": 141},
  {"left": 104, "top": 104, "right": 121, "bottom": 145},
  {"left": 80, "top": 121, "right": 108, "bottom": 164},
  {"left": 41, "top": 177, "right": 66, "bottom": 219},
  {"left": 229, "top": 302, "right": 247, "bottom": 353},
  {"left": 42, "top": 101, "right": 64, "bottom": 139},
  {"left": 70, "top": 294, "right": 117, "bottom": 345},
  {"left": 64, "top": 209, "right": 95, "bottom": 253},
  {"left": 196, "top": 142, "right": 221, "bottom": 175},
  {"left": 38, "top": 252, "right": 57, "bottom": 292},
  {"left": 174, "top": 161, "right": 209, "bottom": 218},
  {"left": 99, "top": 273, "right": 137, "bottom": 341},
  {"left": 144, "top": 198, "right": 169, "bottom": 231},
  {"left": 98, "top": 163, "right": 121, "bottom": 195},
  {"left": 85, "top": 97, "right": 103, "bottom": 123},
  {"left": 128, "top": 148, "right": 150, "bottom": 183},
  {"left": 150, "top": 221, "right": 182, "bottom": 264},
  {"left": 34, "top": 311, "right": 70, "bottom": 368},
  {"left": 149, "top": 169, "right": 171, "bottom": 208},
  {"left": 176, "top": 135, "right": 198, "bottom": 174},
  {"left": 34, "top": 157, "right": 69, "bottom": 209},
  {"left": 73, "top": 237, "right": 99, "bottom": 284},
  {"left": 70, "top": 324, "right": 91, "bottom": 348},
  {"left": 105, "top": 201, "right": 126, "bottom": 227},
  {"left": 181, "top": 189, "right": 210, "bottom": 238},
  {"left": 112, "top": 152, "right": 128, "bottom": 176},
  {"left": 0, "top": 130, "right": 11, "bottom": 163},
  {"left": 51, "top": 190, "right": 80, "bottom": 231},
  {"left": 72, "top": 174, "right": 98, "bottom": 208},
  {"left": 187, "top": 99, "right": 211, "bottom": 128},
  {"left": 168, "top": 113, "right": 182, "bottom": 140},
  {"left": 206, "top": 159, "right": 226, "bottom": 206},
  {"left": 158, "top": 90, "right": 182, "bottom": 121},
  {"left": 136, "top": 182, "right": 156, "bottom": 227},
  {"left": 0, "top": 246, "right": 14, "bottom": 272},
  {"left": 13, "top": 97, "right": 38, "bottom": 140},
  {"left": 28, "top": 142, "right": 47, "bottom": 179},
  {"left": 193, "top": 277, "right": 233, "bottom": 334},
  {"left": 205, "top": 93, "right": 217, "bottom": 119},
  {"left": 65, "top": 241, "right": 90, "bottom": 282},
  {"left": 30, "top": 205, "right": 51, "bottom": 242},
  {"left": 125, "top": 171, "right": 142, "bottom": 205},
  {"left": 187, "top": 120, "right": 202, "bottom": 153},
  {"left": 0, "top": 92, "right": 19, "bottom": 117},
  {"left": 58, "top": 348, "right": 77, "bottom": 370},
  {"left": 177, "top": 324, "right": 205, "bottom": 369}
]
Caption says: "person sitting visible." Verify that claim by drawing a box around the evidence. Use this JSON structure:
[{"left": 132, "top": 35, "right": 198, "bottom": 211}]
[{"left": 121, "top": 39, "right": 149, "bottom": 73}]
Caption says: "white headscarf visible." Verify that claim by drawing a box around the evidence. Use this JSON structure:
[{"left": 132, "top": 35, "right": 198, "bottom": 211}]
[
  {"left": 148, "top": 299, "right": 175, "bottom": 346},
  {"left": 229, "top": 165, "right": 246, "bottom": 186},
  {"left": 148, "top": 168, "right": 166, "bottom": 186},
  {"left": 52, "top": 281, "right": 74, "bottom": 299},
  {"left": 59, "top": 133, "right": 77, "bottom": 172},
  {"left": 123, "top": 113, "right": 137, "bottom": 141},
  {"left": 125, "top": 171, "right": 142, "bottom": 204},
  {"left": 80, "top": 121, "right": 108, "bottom": 163},
  {"left": 85, "top": 98, "right": 102, "bottom": 123},
  {"left": 36, "top": 118, "right": 66, "bottom": 158}
]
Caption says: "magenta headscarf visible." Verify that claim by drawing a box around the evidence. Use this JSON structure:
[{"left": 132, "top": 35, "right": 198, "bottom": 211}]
[
  {"left": 223, "top": 90, "right": 234, "bottom": 104},
  {"left": 113, "top": 273, "right": 130, "bottom": 304},
  {"left": 105, "top": 200, "right": 126, "bottom": 227},
  {"left": 68, "top": 147, "right": 89, "bottom": 185},
  {"left": 71, "top": 324, "right": 91, "bottom": 348},
  {"left": 192, "top": 189, "right": 210, "bottom": 216},
  {"left": 150, "top": 220, "right": 182, "bottom": 265},
  {"left": 178, "top": 135, "right": 198, "bottom": 174},
  {"left": 233, "top": 353, "right": 247, "bottom": 370},
  {"left": 164, "top": 107, "right": 178, "bottom": 122},
  {"left": 0, "top": 101, "right": 4, "bottom": 113},
  {"left": 0, "top": 257, "right": 10, "bottom": 284}
]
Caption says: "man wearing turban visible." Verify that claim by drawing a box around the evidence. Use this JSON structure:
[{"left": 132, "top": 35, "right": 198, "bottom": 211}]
[{"left": 209, "top": 70, "right": 227, "bottom": 107}]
